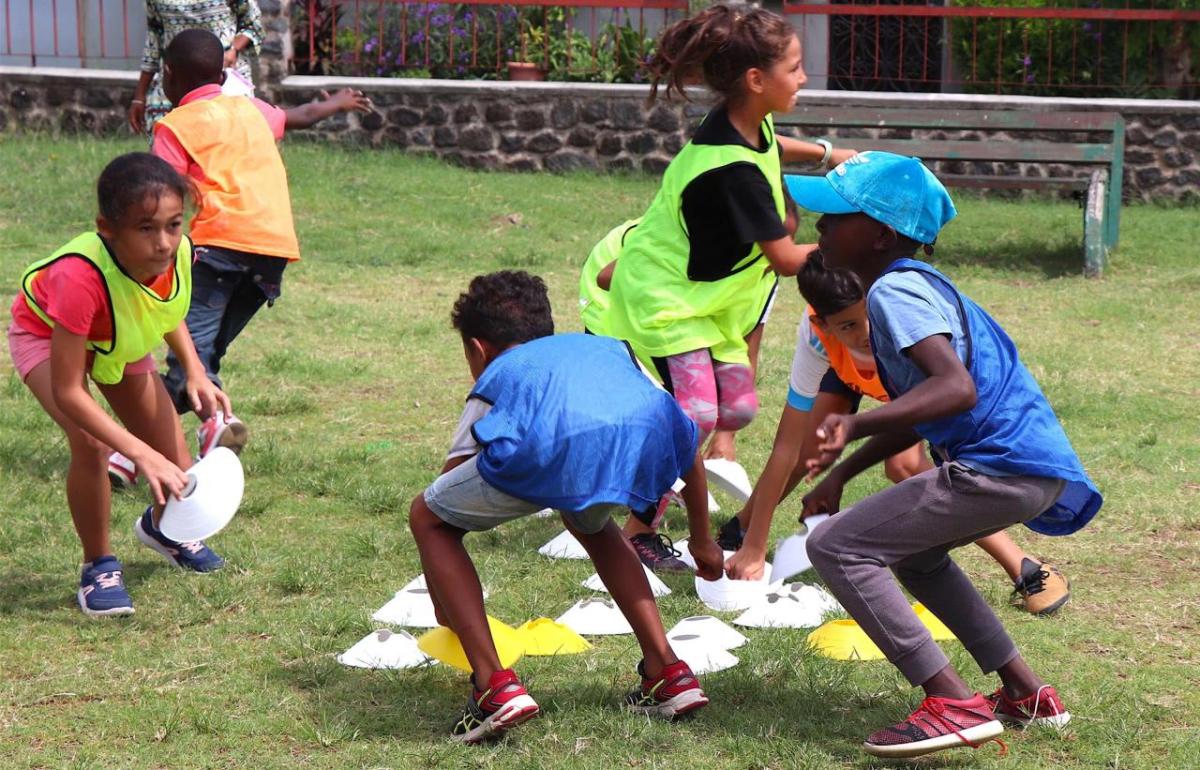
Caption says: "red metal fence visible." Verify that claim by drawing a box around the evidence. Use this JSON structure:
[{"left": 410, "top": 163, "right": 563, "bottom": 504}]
[
  {"left": 2, "top": 0, "right": 1197, "bottom": 97},
  {"left": 785, "top": 2, "right": 1200, "bottom": 98},
  {"left": 1, "top": 0, "right": 144, "bottom": 67},
  {"left": 292, "top": 0, "right": 687, "bottom": 82}
]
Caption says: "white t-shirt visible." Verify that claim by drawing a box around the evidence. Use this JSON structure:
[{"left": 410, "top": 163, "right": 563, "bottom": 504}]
[
  {"left": 446, "top": 397, "right": 492, "bottom": 460},
  {"left": 787, "top": 312, "right": 832, "bottom": 412}
]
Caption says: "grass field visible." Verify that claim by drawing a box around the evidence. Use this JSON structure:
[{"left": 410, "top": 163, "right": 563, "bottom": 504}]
[{"left": 1, "top": 134, "right": 1198, "bottom": 770}]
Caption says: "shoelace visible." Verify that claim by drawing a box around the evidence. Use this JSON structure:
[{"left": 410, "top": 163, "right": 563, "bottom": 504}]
[
  {"left": 180, "top": 541, "right": 207, "bottom": 555},
  {"left": 915, "top": 698, "right": 1008, "bottom": 756},
  {"left": 1016, "top": 684, "right": 1061, "bottom": 722},
  {"left": 95, "top": 570, "right": 123, "bottom": 589},
  {"left": 1013, "top": 568, "right": 1051, "bottom": 597},
  {"left": 636, "top": 533, "right": 681, "bottom": 560}
]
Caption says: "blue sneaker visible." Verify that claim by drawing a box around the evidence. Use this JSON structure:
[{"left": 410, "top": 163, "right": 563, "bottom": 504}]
[
  {"left": 78, "top": 555, "right": 134, "bottom": 618},
  {"left": 134, "top": 506, "right": 225, "bottom": 573}
]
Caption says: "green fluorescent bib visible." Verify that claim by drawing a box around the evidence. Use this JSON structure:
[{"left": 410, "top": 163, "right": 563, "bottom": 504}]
[
  {"left": 21, "top": 233, "right": 193, "bottom": 384},
  {"left": 606, "top": 113, "right": 785, "bottom": 368},
  {"left": 578, "top": 218, "right": 640, "bottom": 337}
]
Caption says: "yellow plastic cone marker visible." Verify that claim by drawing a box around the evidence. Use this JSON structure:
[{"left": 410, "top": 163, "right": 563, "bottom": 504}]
[
  {"left": 913, "top": 602, "right": 958, "bottom": 642},
  {"left": 417, "top": 616, "right": 525, "bottom": 673},
  {"left": 516, "top": 618, "right": 592, "bottom": 656},
  {"left": 806, "top": 619, "right": 886, "bottom": 661}
]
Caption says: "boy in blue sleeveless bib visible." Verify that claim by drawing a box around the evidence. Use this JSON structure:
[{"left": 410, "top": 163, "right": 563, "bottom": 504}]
[
  {"left": 408, "top": 270, "right": 724, "bottom": 745},
  {"left": 786, "top": 153, "right": 1101, "bottom": 759}
]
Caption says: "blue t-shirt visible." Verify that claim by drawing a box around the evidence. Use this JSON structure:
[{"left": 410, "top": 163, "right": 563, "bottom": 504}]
[{"left": 867, "top": 270, "right": 969, "bottom": 396}]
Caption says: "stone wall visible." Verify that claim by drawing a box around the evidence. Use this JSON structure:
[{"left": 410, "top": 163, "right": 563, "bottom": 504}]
[{"left": 2, "top": 64, "right": 1199, "bottom": 202}]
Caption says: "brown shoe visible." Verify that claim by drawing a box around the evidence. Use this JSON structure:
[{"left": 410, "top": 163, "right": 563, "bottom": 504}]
[{"left": 1011, "top": 559, "right": 1070, "bottom": 615}]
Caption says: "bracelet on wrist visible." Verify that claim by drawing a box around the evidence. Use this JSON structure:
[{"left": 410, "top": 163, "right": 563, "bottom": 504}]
[
  {"left": 130, "top": 99, "right": 144, "bottom": 105},
  {"left": 814, "top": 138, "right": 834, "bottom": 168}
]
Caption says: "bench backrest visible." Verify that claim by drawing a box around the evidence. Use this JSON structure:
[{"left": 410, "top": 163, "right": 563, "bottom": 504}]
[{"left": 775, "top": 106, "right": 1124, "bottom": 164}]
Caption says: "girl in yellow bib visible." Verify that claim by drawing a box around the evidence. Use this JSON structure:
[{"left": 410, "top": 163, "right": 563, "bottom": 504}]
[
  {"left": 7, "top": 153, "right": 232, "bottom": 618},
  {"left": 605, "top": 4, "right": 854, "bottom": 561}
]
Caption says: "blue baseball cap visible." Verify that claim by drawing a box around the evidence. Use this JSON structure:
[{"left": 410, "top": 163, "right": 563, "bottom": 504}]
[{"left": 785, "top": 152, "right": 957, "bottom": 245}]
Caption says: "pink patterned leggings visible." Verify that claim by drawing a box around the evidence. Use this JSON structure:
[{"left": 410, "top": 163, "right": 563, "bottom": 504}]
[{"left": 660, "top": 348, "right": 759, "bottom": 447}]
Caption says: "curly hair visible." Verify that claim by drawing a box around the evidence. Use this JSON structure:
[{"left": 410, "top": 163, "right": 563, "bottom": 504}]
[
  {"left": 796, "top": 251, "right": 865, "bottom": 318},
  {"left": 451, "top": 270, "right": 555, "bottom": 348},
  {"left": 646, "top": 3, "right": 797, "bottom": 103},
  {"left": 97, "top": 152, "right": 195, "bottom": 225}
]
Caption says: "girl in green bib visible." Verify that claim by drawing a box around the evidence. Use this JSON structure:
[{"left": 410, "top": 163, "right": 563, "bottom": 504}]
[
  {"left": 605, "top": 4, "right": 855, "bottom": 569},
  {"left": 7, "top": 153, "right": 232, "bottom": 618}
]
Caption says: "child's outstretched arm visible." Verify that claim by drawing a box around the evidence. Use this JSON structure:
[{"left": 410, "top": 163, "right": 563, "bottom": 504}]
[
  {"left": 163, "top": 323, "right": 232, "bottom": 420},
  {"left": 284, "top": 88, "right": 373, "bottom": 130},
  {"left": 48, "top": 327, "right": 190, "bottom": 505},
  {"left": 724, "top": 404, "right": 810, "bottom": 580},
  {"left": 778, "top": 135, "right": 857, "bottom": 169},
  {"left": 679, "top": 455, "right": 724, "bottom": 580},
  {"left": 759, "top": 238, "right": 817, "bottom": 277}
]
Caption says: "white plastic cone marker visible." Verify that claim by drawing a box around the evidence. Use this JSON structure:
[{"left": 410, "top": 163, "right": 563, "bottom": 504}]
[
  {"left": 582, "top": 564, "right": 671, "bottom": 597},
  {"left": 220, "top": 67, "right": 256, "bottom": 96},
  {"left": 372, "top": 574, "right": 487, "bottom": 628},
  {"left": 667, "top": 615, "right": 748, "bottom": 650},
  {"left": 703, "top": 458, "right": 753, "bottom": 503},
  {"left": 695, "top": 552, "right": 773, "bottom": 612},
  {"left": 533, "top": 508, "right": 556, "bottom": 519},
  {"left": 669, "top": 635, "right": 740, "bottom": 675},
  {"left": 337, "top": 629, "right": 431, "bottom": 669},
  {"left": 538, "top": 529, "right": 589, "bottom": 560},
  {"left": 555, "top": 598, "right": 634, "bottom": 636},
  {"left": 158, "top": 447, "right": 245, "bottom": 542},
  {"left": 674, "top": 539, "right": 698, "bottom": 571},
  {"left": 733, "top": 583, "right": 840, "bottom": 629},
  {"left": 709, "top": 492, "right": 721, "bottom": 513},
  {"left": 769, "top": 513, "right": 833, "bottom": 584}
]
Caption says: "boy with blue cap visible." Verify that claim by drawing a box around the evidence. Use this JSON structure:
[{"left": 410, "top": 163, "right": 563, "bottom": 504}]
[{"left": 786, "top": 152, "right": 1101, "bottom": 759}]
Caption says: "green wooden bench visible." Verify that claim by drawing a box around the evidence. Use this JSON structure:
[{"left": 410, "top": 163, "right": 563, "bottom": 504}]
[{"left": 775, "top": 106, "right": 1125, "bottom": 276}]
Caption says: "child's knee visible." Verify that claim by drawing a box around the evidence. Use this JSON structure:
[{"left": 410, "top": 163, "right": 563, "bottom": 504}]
[
  {"left": 408, "top": 494, "right": 438, "bottom": 538},
  {"left": 68, "top": 431, "right": 109, "bottom": 469},
  {"left": 805, "top": 521, "right": 840, "bottom": 570}
]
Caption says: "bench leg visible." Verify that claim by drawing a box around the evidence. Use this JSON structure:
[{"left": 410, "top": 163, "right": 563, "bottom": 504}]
[{"left": 1084, "top": 169, "right": 1108, "bottom": 278}]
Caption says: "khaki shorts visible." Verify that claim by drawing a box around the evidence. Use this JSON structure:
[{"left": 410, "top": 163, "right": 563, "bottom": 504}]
[{"left": 423, "top": 455, "right": 622, "bottom": 535}]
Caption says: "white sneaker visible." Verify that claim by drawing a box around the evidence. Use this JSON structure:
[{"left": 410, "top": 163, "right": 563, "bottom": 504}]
[
  {"left": 197, "top": 410, "right": 248, "bottom": 458},
  {"left": 107, "top": 451, "right": 138, "bottom": 489}
]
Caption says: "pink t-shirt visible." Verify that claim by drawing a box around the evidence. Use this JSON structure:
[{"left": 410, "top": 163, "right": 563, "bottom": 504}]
[
  {"left": 11, "top": 255, "right": 175, "bottom": 340},
  {"left": 152, "top": 84, "right": 287, "bottom": 178}
]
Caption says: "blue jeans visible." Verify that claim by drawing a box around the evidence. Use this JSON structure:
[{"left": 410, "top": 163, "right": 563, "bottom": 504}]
[{"left": 164, "top": 246, "right": 287, "bottom": 415}]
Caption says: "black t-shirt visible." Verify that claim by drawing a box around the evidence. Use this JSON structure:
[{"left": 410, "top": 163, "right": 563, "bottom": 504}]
[{"left": 680, "top": 106, "right": 793, "bottom": 282}]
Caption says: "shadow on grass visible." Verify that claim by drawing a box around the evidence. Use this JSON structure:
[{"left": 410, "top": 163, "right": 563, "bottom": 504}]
[
  {"left": 936, "top": 236, "right": 1084, "bottom": 279},
  {"left": 270, "top": 649, "right": 983, "bottom": 768}
]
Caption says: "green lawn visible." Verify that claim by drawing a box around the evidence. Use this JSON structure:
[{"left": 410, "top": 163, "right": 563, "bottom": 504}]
[{"left": 1, "top": 135, "right": 1198, "bottom": 770}]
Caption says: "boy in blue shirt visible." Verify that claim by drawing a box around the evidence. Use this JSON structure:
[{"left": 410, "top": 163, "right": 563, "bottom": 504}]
[
  {"left": 787, "top": 153, "right": 1101, "bottom": 759},
  {"left": 408, "top": 270, "right": 724, "bottom": 744}
]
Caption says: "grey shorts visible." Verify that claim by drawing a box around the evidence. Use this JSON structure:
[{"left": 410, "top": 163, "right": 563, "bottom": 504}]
[{"left": 423, "top": 455, "right": 622, "bottom": 535}]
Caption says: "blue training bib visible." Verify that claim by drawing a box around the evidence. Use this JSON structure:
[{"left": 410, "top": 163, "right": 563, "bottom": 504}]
[
  {"left": 470, "top": 334, "right": 698, "bottom": 513},
  {"left": 872, "top": 258, "right": 1102, "bottom": 536}
]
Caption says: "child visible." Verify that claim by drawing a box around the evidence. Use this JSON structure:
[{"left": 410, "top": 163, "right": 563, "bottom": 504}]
[
  {"left": 107, "top": 28, "right": 371, "bottom": 484},
  {"left": 722, "top": 253, "right": 1072, "bottom": 616},
  {"left": 8, "top": 152, "right": 231, "bottom": 617},
  {"left": 785, "top": 152, "right": 1100, "bottom": 758},
  {"left": 604, "top": 4, "right": 853, "bottom": 571},
  {"left": 408, "top": 270, "right": 724, "bottom": 744}
]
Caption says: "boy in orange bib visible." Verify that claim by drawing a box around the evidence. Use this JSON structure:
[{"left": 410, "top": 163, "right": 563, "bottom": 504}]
[{"left": 106, "top": 29, "right": 370, "bottom": 482}]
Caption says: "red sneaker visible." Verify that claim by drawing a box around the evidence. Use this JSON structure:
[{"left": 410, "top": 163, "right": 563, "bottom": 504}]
[
  {"left": 863, "top": 693, "right": 1004, "bottom": 759},
  {"left": 623, "top": 659, "right": 709, "bottom": 719},
  {"left": 451, "top": 669, "right": 540, "bottom": 744},
  {"left": 986, "top": 685, "right": 1071, "bottom": 728}
]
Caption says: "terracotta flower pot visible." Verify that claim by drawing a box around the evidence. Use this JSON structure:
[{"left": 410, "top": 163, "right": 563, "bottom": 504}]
[{"left": 507, "top": 61, "right": 546, "bottom": 81}]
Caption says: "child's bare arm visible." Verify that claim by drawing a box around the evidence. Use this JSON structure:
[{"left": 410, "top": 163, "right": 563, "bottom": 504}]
[
  {"left": 759, "top": 237, "right": 817, "bottom": 276},
  {"left": 48, "top": 327, "right": 189, "bottom": 505},
  {"left": 680, "top": 455, "right": 724, "bottom": 580},
  {"left": 163, "top": 323, "right": 231, "bottom": 419},
  {"left": 284, "top": 88, "right": 373, "bottom": 130},
  {"left": 778, "top": 135, "right": 857, "bottom": 168}
]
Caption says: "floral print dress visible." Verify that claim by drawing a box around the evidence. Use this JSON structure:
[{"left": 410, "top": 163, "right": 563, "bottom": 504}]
[{"left": 140, "top": 0, "right": 264, "bottom": 133}]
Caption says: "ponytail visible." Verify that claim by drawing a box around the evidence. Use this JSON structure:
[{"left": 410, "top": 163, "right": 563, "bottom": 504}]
[{"left": 647, "top": 3, "right": 796, "bottom": 103}]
